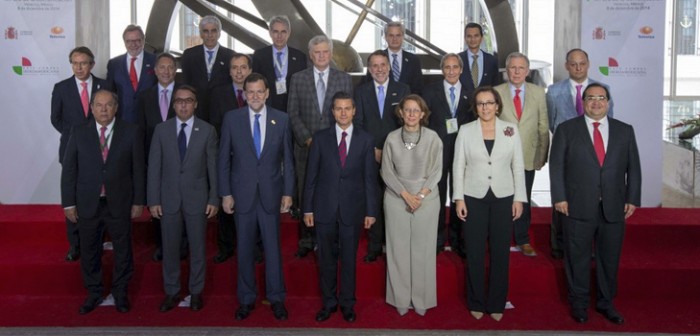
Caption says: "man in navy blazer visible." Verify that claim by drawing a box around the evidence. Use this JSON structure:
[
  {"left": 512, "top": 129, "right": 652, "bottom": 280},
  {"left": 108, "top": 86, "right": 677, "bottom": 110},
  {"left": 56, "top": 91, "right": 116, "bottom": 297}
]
[
  {"left": 218, "top": 73, "right": 295, "bottom": 321},
  {"left": 382, "top": 21, "right": 424, "bottom": 95},
  {"left": 546, "top": 48, "right": 614, "bottom": 259},
  {"left": 252, "top": 15, "right": 308, "bottom": 112},
  {"left": 304, "top": 92, "right": 378, "bottom": 322},
  {"left": 107, "top": 25, "right": 157, "bottom": 124},
  {"left": 424, "top": 53, "right": 475, "bottom": 258},
  {"left": 550, "top": 83, "right": 641, "bottom": 325},
  {"left": 51, "top": 46, "right": 108, "bottom": 262},
  {"left": 181, "top": 15, "right": 235, "bottom": 123},
  {"left": 458, "top": 23, "right": 501, "bottom": 99},
  {"left": 61, "top": 90, "right": 145, "bottom": 315}
]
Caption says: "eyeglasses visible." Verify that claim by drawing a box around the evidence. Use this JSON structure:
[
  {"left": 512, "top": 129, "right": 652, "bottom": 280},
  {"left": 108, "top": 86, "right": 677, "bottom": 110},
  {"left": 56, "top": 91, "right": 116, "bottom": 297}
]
[
  {"left": 584, "top": 96, "right": 608, "bottom": 102},
  {"left": 476, "top": 101, "right": 497, "bottom": 108},
  {"left": 173, "top": 98, "right": 196, "bottom": 105},
  {"left": 402, "top": 108, "right": 423, "bottom": 115},
  {"left": 71, "top": 61, "right": 92, "bottom": 68},
  {"left": 124, "top": 39, "right": 142, "bottom": 45}
]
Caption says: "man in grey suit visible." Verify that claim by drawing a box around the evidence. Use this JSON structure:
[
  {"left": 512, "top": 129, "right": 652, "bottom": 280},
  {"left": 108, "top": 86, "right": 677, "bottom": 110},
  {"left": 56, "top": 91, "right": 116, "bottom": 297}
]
[
  {"left": 148, "top": 85, "right": 219, "bottom": 312},
  {"left": 550, "top": 83, "right": 640, "bottom": 325},
  {"left": 219, "top": 73, "right": 295, "bottom": 321},
  {"left": 288, "top": 35, "right": 353, "bottom": 258},
  {"left": 546, "top": 48, "right": 614, "bottom": 258}
]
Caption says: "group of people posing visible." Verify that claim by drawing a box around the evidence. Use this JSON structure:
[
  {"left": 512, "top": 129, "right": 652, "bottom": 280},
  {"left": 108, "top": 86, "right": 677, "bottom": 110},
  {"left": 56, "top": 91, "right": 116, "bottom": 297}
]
[{"left": 52, "top": 15, "right": 641, "bottom": 326}]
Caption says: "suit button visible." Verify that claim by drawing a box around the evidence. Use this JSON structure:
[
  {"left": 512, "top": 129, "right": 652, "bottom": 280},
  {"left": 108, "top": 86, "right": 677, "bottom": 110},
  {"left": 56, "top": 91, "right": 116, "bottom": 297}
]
[
  {"left": 488, "top": 161, "right": 492, "bottom": 165},
  {"left": 102, "top": 170, "right": 106, "bottom": 173},
  {"left": 488, "top": 176, "right": 491, "bottom": 179}
]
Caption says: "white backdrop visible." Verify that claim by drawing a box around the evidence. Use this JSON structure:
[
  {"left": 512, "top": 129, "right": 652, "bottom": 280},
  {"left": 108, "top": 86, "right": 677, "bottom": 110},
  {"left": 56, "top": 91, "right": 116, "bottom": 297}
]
[
  {"left": 0, "top": 0, "right": 74, "bottom": 204},
  {"left": 581, "top": 0, "right": 665, "bottom": 206}
]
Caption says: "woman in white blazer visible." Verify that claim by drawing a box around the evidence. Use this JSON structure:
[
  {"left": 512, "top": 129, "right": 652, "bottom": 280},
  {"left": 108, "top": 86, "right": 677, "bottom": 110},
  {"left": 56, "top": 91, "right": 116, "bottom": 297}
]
[{"left": 452, "top": 86, "right": 527, "bottom": 321}]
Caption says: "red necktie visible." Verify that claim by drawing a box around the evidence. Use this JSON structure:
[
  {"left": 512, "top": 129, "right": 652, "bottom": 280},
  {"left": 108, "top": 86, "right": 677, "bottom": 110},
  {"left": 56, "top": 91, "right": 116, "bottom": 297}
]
[
  {"left": 129, "top": 57, "right": 138, "bottom": 91},
  {"left": 514, "top": 89, "right": 522, "bottom": 120},
  {"left": 237, "top": 89, "right": 245, "bottom": 107},
  {"left": 339, "top": 131, "right": 348, "bottom": 168},
  {"left": 593, "top": 122, "right": 605, "bottom": 166},
  {"left": 80, "top": 81, "right": 89, "bottom": 117},
  {"left": 100, "top": 126, "right": 109, "bottom": 195}
]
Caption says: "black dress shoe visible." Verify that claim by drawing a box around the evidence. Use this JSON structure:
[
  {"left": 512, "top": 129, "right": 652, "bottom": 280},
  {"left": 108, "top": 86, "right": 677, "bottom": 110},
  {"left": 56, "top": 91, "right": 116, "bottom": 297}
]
[
  {"left": 596, "top": 307, "right": 625, "bottom": 325},
  {"left": 115, "top": 296, "right": 130, "bottom": 313},
  {"left": 551, "top": 249, "right": 564, "bottom": 259},
  {"left": 159, "top": 294, "right": 180, "bottom": 312},
  {"left": 190, "top": 294, "right": 203, "bottom": 311},
  {"left": 213, "top": 252, "right": 233, "bottom": 264},
  {"left": 78, "top": 295, "right": 103, "bottom": 315},
  {"left": 571, "top": 308, "right": 588, "bottom": 323},
  {"left": 65, "top": 247, "right": 80, "bottom": 262},
  {"left": 363, "top": 251, "right": 379, "bottom": 263},
  {"left": 235, "top": 304, "right": 254, "bottom": 320},
  {"left": 341, "top": 306, "right": 356, "bottom": 322},
  {"left": 295, "top": 247, "right": 311, "bottom": 258},
  {"left": 271, "top": 301, "right": 288, "bottom": 320},
  {"left": 315, "top": 306, "right": 337, "bottom": 322}
]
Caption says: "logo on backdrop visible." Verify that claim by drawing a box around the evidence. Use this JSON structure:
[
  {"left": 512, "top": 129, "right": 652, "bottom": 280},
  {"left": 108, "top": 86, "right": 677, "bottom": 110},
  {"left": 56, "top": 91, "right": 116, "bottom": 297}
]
[
  {"left": 598, "top": 57, "right": 647, "bottom": 77},
  {"left": 638, "top": 26, "right": 655, "bottom": 39},
  {"left": 50, "top": 26, "right": 65, "bottom": 39},
  {"left": 11, "top": 57, "right": 59, "bottom": 76},
  {"left": 5, "top": 26, "right": 17, "bottom": 39},
  {"left": 592, "top": 26, "right": 622, "bottom": 40}
]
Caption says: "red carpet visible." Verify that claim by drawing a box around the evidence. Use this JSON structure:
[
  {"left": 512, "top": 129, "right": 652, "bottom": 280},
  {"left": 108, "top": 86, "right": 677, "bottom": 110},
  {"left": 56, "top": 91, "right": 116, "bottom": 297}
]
[{"left": 1, "top": 205, "right": 699, "bottom": 333}]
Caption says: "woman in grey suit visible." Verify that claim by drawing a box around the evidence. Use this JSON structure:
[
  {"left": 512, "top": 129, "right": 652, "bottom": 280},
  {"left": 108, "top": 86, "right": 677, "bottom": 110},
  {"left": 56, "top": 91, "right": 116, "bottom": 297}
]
[
  {"left": 452, "top": 87, "right": 527, "bottom": 321},
  {"left": 381, "top": 95, "right": 442, "bottom": 317}
]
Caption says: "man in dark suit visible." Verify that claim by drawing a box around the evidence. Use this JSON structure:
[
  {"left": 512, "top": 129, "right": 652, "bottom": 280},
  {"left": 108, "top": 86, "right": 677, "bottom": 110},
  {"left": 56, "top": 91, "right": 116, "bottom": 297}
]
[
  {"left": 546, "top": 48, "right": 614, "bottom": 259},
  {"left": 550, "top": 83, "right": 641, "bottom": 325},
  {"left": 218, "top": 73, "right": 295, "bottom": 321},
  {"left": 148, "top": 85, "right": 219, "bottom": 312},
  {"left": 208, "top": 52, "right": 251, "bottom": 264},
  {"left": 107, "top": 25, "right": 157, "bottom": 124},
  {"left": 180, "top": 15, "right": 235, "bottom": 122},
  {"left": 458, "top": 23, "right": 501, "bottom": 98},
  {"left": 51, "top": 46, "right": 108, "bottom": 262},
  {"left": 424, "top": 53, "right": 475, "bottom": 257},
  {"left": 304, "top": 92, "right": 378, "bottom": 322},
  {"left": 354, "top": 50, "right": 409, "bottom": 262},
  {"left": 288, "top": 35, "right": 353, "bottom": 258},
  {"left": 61, "top": 90, "right": 145, "bottom": 315},
  {"left": 382, "top": 21, "right": 423, "bottom": 95},
  {"left": 252, "top": 15, "right": 308, "bottom": 112}
]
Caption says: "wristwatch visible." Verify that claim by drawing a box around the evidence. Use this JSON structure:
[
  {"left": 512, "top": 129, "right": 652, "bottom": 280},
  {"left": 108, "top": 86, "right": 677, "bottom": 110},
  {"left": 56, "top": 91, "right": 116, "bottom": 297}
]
[{"left": 418, "top": 193, "right": 425, "bottom": 199}]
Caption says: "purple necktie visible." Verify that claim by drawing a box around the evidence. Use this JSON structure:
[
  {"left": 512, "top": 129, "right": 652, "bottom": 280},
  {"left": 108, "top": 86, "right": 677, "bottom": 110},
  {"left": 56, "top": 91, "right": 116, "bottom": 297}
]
[
  {"left": 159, "top": 89, "right": 169, "bottom": 121},
  {"left": 576, "top": 84, "right": 584, "bottom": 116}
]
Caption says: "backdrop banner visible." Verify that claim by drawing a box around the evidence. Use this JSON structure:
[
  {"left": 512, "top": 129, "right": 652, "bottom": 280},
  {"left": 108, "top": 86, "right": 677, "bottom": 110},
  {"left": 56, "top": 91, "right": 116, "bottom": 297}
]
[
  {"left": 0, "top": 0, "right": 75, "bottom": 203},
  {"left": 581, "top": 0, "right": 665, "bottom": 206}
]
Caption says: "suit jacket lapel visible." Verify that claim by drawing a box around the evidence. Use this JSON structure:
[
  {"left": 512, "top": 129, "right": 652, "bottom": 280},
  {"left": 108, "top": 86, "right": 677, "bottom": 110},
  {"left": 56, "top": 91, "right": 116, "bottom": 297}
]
[
  {"left": 260, "top": 111, "right": 276, "bottom": 159},
  {"left": 575, "top": 117, "right": 600, "bottom": 165},
  {"left": 138, "top": 55, "right": 153, "bottom": 91},
  {"left": 104, "top": 119, "right": 124, "bottom": 166}
]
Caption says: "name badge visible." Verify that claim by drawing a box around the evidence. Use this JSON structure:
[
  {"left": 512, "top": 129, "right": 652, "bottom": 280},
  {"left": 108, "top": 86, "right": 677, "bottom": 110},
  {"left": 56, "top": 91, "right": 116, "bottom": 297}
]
[
  {"left": 276, "top": 78, "right": 287, "bottom": 94},
  {"left": 446, "top": 118, "right": 459, "bottom": 134}
]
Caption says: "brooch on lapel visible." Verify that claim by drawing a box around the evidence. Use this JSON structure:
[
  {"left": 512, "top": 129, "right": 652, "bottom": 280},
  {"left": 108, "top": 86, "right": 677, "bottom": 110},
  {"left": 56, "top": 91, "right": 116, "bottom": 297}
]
[
  {"left": 271, "top": 120, "right": 276, "bottom": 125},
  {"left": 194, "top": 127, "right": 199, "bottom": 131},
  {"left": 219, "top": 61, "right": 225, "bottom": 66},
  {"left": 292, "top": 57, "right": 297, "bottom": 61},
  {"left": 391, "top": 92, "right": 397, "bottom": 96},
  {"left": 504, "top": 126, "right": 514, "bottom": 137}
]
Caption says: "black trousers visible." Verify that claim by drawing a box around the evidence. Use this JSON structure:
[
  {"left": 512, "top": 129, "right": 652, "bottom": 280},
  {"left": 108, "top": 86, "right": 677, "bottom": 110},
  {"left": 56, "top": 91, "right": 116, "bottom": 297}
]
[
  {"left": 78, "top": 198, "right": 133, "bottom": 298},
  {"left": 436, "top": 169, "right": 463, "bottom": 252},
  {"left": 550, "top": 208, "right": 564, "bottom": 253},
  {"left": 463, "top": 191, "right": 513, "bottom": 313},
  {"left": 562, "top": 203, "right": 624, "bottom": 311},
  {"left": 315, "top": 215, "right": 361, "bottom": 309},
  {"left": 513, "top": 169, "right": 534, "bottom": 245},
  {"left": 216, "top": 210, "right": 236, "bottom": 255}
]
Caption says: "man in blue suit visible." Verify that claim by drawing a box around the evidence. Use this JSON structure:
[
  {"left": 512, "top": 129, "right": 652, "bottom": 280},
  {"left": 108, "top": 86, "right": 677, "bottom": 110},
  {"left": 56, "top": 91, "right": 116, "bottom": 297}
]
[
  {"left": 218, "top": 73, "right": 295, "bottom": 321},
  {"left": 546, "top": 48, "right": 614, "bottom": 259},
  {"left": 51, "top": 46, "right": 109, "bottom": 262},
  {"left": 304, "top": 92, "right": 378, "bottom": 323},
  {"left": 107, "top": 25, "right": 157, "bottom": 124},
  {"left": 458, "top": 23, "right": 501, "bottom": 99}
]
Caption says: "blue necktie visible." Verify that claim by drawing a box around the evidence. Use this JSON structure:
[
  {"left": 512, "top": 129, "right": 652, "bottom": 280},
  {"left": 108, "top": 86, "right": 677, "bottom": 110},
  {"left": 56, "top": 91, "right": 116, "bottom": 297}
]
[
  {"left": 206, "top": 50, "right": 214, "bottom": 80},
  {"left": 378, "top": 85, "right": 385, "bottom": 118},
  {"left": 391, "top": 53, "right": 400, "bottom": 82},
  {"left": 178, "top": 123, "right": 187, "bottom": 162},
  {"left": 449, "top": 86, "right": 456, "bottom": 117},
  {"left": 275, "top": 51, "right": 284, "bottom": 78},
  {"left": 317, "top": 72, "right": 325, "bottom": 114},
  {"left": 254, "top": 114, "right": 261, "bottom": 159}
]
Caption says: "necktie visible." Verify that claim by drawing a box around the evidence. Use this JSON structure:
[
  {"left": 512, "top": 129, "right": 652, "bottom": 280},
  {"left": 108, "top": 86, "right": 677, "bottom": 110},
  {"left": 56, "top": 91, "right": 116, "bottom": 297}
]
[
  {"left": 129, "top": 57, "right": 138, "bottom": 91},
  {"left": 339, "top": 131, "right": 348, "bottom": 168},
  {"left": 575, "top": 84, "right": 584, "bottom": 116},
  {"left": 237, "top": 89, "right": 245, "bottom": 107},
  {"left": 514, "top": 89, "right": 523, "bottom": 120},
  {"left": 593, "top": 122, "right": 605, "bottom": 166},
  {"left": 206, "top": 50, "right": 214, "bottom": 81},
  {"left": 100, "top": 126, "right": 108, "bottom": 195},
  {"left": 317, "top": 72, "right": 326, "bottom": 114},
  {"left": 377, "top": 85, "right": 385, "bottom": 118},
  {"left": 471, "top": 54, "right": 479, "bottom": 88},
  {"left": 159, "top": 89, "right": 169, "bottom": 121},
  {"left": 253, "top": 114, "right": 262, "bottom": 159},
  {"left": 178, "top": 122, "right": 187, "bottom": 162},
  {"left": 449, "top": 86, "right": 457, "bottom": 117},
  {"left": 391, "top": 53, "right": 400, "bottom": 82},
  {"left": 80, "top": 82, "right": 89, "bottom": 117},
  {"left": 275, "top": 51, "right": 284, "bottom": 78}
]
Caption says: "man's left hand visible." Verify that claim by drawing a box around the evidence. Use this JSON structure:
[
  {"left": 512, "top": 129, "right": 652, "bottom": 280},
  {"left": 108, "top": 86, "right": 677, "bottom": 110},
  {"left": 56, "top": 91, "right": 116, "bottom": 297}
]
[
  {"left": 205, "top": 204, "right": 218, "bottom": 219},
  {"left": 364, "top": 216, "right": 376, "bottom": 229},
  {"left": 624, "top": 203, "right": 636, "bottom": 219},
  {"left": 131, "top": 205, "right": 144, "bottom": 219}
]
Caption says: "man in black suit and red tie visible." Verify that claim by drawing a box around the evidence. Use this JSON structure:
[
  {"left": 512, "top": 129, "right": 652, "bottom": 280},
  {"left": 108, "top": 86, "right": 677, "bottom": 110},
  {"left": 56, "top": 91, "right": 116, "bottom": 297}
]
[
  {"left": 304, "top": 92, "right": 378, "bottom": 322},
  {"left": 51, "top": 46, "right": 108, "bottom": 262},
  {"left": 61, "top": 90, "right": 145, "bottom": 315},
  {"left": 550, "top": 83, "right": 641, "bottom": 325},
  {"left": 252, "top": 15, "right": 308, "bottom": 112},
  {"left": 180, "top": 15, "right": 235, "bottom": 123},
  {"left": 382, "top": 21, "right": 424, "bottom": 95},
  {"left": 458, "top": 22, "right": 501, "bottom": 98}
]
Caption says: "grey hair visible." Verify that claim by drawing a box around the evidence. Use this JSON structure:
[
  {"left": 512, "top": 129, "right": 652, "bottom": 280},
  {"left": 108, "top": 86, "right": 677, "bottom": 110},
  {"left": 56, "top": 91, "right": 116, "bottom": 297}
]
[
  {"left": 308, "top": 35, "right": 333, "bottom": 53},
  {"left": 384, "top": 21, "right": 405, "bottom": 36},
  {"left": 505, "top": 52, "right": 530, "bottom": 68},
  {"left": 199, "top": 15, "right": 222, "bottom": 32},
  {"left": 440, "top": 53, "right": 463, "bottom": 69},
  {"left": 269, "top": 15, "right": 291, "bottom": 32}
]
